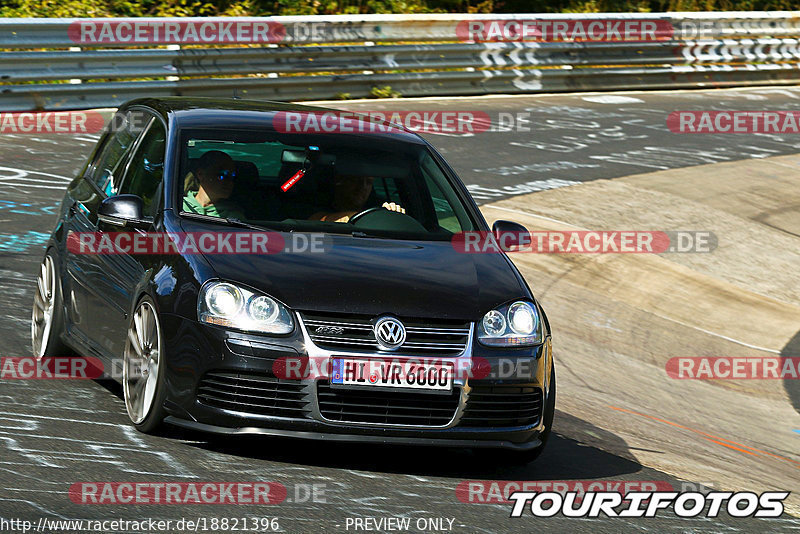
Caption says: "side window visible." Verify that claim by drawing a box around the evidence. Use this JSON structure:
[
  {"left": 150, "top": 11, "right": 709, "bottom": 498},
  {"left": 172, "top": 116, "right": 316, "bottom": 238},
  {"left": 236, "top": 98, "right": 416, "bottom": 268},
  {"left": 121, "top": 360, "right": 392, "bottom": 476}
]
[
  {"left": 118, "top": 119, "right": 167, "bottom": 218},
  {"left": 420, "top": 154, "right": 468, "bottom": 233},
  {"left": 88, "top": 110, "right": 146, "bottom": 196}
]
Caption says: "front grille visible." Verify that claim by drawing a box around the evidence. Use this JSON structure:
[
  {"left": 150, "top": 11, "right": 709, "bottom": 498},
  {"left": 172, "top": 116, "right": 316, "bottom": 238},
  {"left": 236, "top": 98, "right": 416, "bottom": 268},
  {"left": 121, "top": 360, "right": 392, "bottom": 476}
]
[
  {"left": 197, "top": 370, "right": 310, "bottom": 419},
  {"left": 302, "top": 312, "right": 471, "bottom": 356},
  {"left": 317, "top": 382, "right": 460, "bottom": 426},
  {"left": 460, "top": 385, "right": 543, "bottom": 428}
]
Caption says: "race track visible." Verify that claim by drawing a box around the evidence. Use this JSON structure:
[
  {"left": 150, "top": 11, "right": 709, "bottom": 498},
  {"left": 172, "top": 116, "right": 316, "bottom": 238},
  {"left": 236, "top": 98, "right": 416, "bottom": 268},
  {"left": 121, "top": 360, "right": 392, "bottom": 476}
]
[{"left": 0, "top": 86, "right": 798, "bottom": 533}]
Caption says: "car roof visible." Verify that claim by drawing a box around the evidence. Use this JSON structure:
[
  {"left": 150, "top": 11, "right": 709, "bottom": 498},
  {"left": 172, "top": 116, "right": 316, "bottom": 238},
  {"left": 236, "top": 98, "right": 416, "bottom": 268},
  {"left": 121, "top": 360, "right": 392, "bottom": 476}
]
[{"left": 121, "top": 97, "right": 427, "bottom": 145}]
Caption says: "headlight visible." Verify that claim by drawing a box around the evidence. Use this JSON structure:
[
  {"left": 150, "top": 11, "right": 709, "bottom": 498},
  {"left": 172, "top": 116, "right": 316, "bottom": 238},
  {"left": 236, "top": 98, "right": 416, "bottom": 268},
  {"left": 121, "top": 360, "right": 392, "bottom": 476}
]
[
  {"left": 478, "top": 301, "right": 542, "bottom": 347},
  {"left": 248, "top": 295, "right": 280, "bottom": 323},
  {"left": 205, "top": 283, "right": 243, "bottom": 318},
  {"left": 482, "top": 310, "right": 506, "bottom": 337},
  {"left": 198, "top": 281, "right": 294, "bottom": 335}
]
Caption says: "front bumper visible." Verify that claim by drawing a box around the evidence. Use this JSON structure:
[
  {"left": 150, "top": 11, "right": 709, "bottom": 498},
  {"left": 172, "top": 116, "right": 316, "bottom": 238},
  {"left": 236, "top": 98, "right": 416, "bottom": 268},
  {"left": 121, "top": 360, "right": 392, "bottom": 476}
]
[{"left": 158, "top": 313, "right": 553, "bottom": 450}]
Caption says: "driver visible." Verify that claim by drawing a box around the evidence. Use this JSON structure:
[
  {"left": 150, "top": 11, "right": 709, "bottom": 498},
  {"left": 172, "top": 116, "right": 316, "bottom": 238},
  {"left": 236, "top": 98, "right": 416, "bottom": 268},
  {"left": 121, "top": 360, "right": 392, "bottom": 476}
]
[
  {"left": 309, "top": 175, "right": 404, "bottom": 223},
  {"left": 183, "top": 150, "right": 246, "bottom": 220}
]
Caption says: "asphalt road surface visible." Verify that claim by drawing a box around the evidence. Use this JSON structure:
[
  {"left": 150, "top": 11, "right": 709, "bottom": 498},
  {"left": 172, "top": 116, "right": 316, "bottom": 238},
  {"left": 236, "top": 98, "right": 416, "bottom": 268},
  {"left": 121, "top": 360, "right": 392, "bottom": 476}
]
[{"left": 0, "top": 86, "right": 798, "bottom": 533}]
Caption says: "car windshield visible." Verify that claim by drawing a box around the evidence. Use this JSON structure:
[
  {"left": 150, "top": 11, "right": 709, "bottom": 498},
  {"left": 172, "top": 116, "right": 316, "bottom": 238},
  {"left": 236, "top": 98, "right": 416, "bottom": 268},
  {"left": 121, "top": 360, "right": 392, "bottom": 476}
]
[{"left": 177, "top": 128, "right": 476, "bottom": 239}]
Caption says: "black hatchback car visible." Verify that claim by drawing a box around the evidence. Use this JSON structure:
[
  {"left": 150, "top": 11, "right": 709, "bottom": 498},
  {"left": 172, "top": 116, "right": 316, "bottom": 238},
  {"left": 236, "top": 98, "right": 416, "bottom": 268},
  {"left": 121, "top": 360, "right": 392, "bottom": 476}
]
[{"left": 32, "top": 98, "right": 555, "bottom": 461}]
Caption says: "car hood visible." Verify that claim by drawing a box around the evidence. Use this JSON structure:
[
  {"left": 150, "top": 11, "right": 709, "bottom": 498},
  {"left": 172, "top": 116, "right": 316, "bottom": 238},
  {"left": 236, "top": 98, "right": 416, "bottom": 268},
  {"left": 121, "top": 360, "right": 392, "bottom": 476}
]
[{"left": 189, "top": 229, "right": 527, "bottom": 321}]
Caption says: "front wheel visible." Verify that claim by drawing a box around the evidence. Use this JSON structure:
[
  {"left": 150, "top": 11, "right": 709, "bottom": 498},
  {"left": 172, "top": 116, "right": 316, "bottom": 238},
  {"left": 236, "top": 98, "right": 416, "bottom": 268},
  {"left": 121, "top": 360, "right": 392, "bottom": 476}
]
[
  {"left": 31, "top": 251, "right": 70, "bottom": 359},
  {"left": 123, "top": 296, "right": 167, "bottom": 433}
]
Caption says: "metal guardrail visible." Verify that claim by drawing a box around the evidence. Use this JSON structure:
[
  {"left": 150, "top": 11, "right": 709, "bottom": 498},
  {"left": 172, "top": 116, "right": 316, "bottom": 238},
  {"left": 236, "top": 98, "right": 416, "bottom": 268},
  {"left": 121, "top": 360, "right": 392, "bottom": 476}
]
[{"left": 2, "top": 13, "right": 800, "bottom": 111}]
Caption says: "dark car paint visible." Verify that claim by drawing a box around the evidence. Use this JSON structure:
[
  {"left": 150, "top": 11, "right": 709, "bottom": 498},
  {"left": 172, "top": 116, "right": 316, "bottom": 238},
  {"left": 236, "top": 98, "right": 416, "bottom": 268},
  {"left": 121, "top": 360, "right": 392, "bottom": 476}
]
[
  {"left": 179, "top": 218, "right": 525, "bottom": 321},
  {"left": 44, "top": 97, "right": 551, "bottom": 447},
  {"left": 158, "top": 311, "right": 549, "bottom": 448}
]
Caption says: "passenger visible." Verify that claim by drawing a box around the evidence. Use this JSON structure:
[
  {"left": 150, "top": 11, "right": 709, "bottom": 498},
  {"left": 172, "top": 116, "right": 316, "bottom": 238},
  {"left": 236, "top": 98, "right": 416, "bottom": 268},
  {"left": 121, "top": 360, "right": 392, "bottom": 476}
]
[
  {"left": 310, "top": 175, "right": 404, "bottom": 223},
  {"left": 183, "top": 150, "right": 245, "bottom": 220}
]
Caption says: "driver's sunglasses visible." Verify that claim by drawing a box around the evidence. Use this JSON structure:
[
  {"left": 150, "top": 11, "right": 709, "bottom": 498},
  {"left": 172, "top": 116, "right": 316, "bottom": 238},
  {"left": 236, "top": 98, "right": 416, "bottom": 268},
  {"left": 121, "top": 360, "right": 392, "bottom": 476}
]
[{"left": 216, "top": 169, "right": 237, "bottom": 181}]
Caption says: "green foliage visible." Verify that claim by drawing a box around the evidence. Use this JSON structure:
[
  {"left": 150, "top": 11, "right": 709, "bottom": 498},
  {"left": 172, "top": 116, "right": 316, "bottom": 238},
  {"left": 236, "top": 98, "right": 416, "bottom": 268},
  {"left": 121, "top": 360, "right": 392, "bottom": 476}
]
[
  {"left": 369, "top": 85, "right": 401, "bottom": 98},
  {"left": 0, "top": 0, "right": 111, "bottom": 17},
  {"left": 494, "top": 0, "right": 797, "bottom": 10},
  {"left": 2, "top": 0, "right": 796, "bottom": 24}
]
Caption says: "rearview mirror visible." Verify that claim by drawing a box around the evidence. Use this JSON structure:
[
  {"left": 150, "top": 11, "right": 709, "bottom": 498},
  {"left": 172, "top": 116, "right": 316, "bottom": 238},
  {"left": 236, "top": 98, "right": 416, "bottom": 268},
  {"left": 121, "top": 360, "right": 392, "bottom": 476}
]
[
  {"left": 492, "top": 220, "right": 530, "bottom": 250},
  {"left": 281, "top": 148, "right": 335, "bottom": 165},
  {"left": 98, "top": 194, "right": 148, "bottom": 227}
]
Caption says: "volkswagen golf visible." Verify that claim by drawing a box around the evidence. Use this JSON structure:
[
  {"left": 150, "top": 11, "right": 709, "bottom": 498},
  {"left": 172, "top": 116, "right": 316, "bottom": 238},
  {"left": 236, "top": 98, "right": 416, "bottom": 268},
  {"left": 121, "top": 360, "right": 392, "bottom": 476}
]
[{"left": 31, "top": 98, "right": 555, "bottom": 461}]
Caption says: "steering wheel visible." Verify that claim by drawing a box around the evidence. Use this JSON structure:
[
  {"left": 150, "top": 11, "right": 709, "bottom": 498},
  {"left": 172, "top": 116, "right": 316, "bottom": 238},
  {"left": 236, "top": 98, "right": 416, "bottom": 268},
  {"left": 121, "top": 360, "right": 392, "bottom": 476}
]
[
  {"left": 348, "top": 205, "right": 428, "bottom": 233},
  {"left": 348, "top": 206, "right": 386, "bottom": 224}
]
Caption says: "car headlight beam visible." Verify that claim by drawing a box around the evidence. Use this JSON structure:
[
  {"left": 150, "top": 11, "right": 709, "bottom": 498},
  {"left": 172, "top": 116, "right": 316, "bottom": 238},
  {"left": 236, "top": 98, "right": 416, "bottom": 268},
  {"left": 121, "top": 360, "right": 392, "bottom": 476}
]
[
  {"left": 478, "top": 300, "right": 542, "bottom": 347},
  {"left": 508, "top": 301, "right": 535, "bottom": 335},
  {"left": 205, "top": 283, "right": 243, "bottom": 318},
  {"left": 198, "top": 281, "right": 294, "bottom": 335}
]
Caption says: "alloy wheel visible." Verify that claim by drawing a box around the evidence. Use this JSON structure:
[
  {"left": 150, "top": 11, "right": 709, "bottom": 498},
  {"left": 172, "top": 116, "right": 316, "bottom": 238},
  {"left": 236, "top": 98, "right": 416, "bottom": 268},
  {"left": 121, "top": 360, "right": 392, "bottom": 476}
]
[
  {"left": 123, "top": 300, "right": 162, "bottom": 424},
  {"left": 31, "top": 255, "right": 56, "bottom": 359}
]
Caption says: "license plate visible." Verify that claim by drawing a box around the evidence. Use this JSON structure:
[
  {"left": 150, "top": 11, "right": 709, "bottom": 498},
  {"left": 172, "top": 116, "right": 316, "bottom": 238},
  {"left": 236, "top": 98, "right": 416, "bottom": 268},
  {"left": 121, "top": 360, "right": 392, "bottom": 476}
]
[{"left": 330, "top": 358, "right": 454, "bottom": 391}]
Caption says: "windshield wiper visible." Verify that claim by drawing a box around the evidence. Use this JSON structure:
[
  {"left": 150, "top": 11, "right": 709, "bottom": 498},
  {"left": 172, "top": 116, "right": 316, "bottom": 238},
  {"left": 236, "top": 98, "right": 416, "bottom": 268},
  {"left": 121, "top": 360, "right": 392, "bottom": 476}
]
[
  {"left": 180, "top": 212, "right": 278, "bottom": 232},
  {"left": 350, "top": 229, "right": 394, "bottom": 239}
]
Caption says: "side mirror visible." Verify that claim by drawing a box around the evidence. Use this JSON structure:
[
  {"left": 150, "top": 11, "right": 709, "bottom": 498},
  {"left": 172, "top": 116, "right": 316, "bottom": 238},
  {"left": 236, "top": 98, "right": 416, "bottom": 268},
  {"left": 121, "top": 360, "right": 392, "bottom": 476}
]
[
  {"left": 492, "top": 220, "right": 530, "bottom": 251},
  {"left": 98, "top": 194, "right": 148, "bottom": 227}
]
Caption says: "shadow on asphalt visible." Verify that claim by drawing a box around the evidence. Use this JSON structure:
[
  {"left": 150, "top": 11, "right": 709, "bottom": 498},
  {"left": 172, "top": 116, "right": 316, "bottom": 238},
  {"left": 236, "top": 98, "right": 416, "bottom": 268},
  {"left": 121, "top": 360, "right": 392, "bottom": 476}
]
[
  {"left": 94, "top": 377, "right": 123, "bottom": 398},
  {"left": 782, "top": 329, "right": 800, "bottom": 415},
  {"left": 91, "top": 373, "right": 647, "bottom": 481},
  {"left": 160, "top": 410, "right": 645, "bottom": 482}
]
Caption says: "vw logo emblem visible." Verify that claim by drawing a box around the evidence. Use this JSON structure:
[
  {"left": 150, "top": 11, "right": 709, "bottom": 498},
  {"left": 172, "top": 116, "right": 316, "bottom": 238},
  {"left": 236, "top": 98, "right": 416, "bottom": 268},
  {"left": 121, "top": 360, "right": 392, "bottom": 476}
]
[{"left": 374, "top": 317, "right": 406, "bottom": 350}]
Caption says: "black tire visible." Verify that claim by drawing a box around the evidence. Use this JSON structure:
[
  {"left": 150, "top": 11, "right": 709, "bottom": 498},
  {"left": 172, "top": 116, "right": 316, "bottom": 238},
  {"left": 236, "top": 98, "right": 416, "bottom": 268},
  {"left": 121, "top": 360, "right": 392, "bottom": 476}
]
[{"left": 123, "top": 295, "right": 168, "bottom": 433}]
